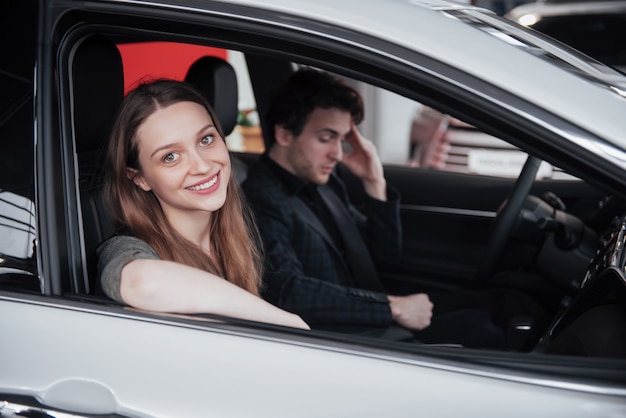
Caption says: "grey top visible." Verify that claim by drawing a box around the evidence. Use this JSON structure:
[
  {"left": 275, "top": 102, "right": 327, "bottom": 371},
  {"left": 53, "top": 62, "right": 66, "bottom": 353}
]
[{"left": 96, "top": 235, "right": 160, "bottom": 303}]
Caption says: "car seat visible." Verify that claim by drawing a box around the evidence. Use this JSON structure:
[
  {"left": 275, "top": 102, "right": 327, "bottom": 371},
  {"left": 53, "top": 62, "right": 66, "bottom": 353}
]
[{"left": 72, "top": 34, "right": 124, "bottom": 294}]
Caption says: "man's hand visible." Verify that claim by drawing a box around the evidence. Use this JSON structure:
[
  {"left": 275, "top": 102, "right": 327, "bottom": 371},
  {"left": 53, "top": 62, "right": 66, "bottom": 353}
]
[
  {"left": 341, "top": 122, "right": 387, "bottom": 201},
  {"left": 388, "top": 293, "right": 433, "bottom": 331}
]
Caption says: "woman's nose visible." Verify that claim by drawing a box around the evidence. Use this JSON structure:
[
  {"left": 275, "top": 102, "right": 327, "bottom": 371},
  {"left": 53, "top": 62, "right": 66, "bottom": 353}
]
[{"left": 188, "top": 150, "right": 211, "bottom": 173}]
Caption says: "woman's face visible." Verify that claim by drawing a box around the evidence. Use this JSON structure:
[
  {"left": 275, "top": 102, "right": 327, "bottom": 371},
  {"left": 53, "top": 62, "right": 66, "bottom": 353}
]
[{"left": 131, "top": 101, "right": 231, "bottom": 222}]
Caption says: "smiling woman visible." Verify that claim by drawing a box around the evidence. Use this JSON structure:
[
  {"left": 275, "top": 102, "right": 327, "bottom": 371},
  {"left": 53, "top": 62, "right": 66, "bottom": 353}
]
[
  {"left": 97, "top": 79, "right": 309, "bottom": 329},
  {"left": 129, "top": 100, "right": 231, "bottom": 221}
]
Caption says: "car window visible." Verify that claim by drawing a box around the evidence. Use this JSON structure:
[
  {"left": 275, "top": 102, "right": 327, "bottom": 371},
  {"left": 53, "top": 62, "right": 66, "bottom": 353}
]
[
  {"left": 0, "top": 1, "right": 39, "bottom": 291},
  {"left": 61, "top": 15, "right": 599, "bottom": 302}
]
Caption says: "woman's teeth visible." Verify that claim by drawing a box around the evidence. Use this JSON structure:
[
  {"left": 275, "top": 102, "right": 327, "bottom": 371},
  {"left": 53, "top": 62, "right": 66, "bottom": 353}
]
[{"left": 187, "top": 176, "right": 217, "bottom": 191}]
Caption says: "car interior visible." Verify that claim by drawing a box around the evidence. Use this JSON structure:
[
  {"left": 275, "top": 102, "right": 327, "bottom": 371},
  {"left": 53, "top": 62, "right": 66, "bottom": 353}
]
[
  {"left": 61, "top": 27, "right": 626, "bottom": 361},
  {"left": 0, "top": 0, "right": 623, "bottom": 374}
]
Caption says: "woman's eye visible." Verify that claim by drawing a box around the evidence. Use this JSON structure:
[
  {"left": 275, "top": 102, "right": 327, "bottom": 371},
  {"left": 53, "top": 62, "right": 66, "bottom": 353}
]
[
  {"left": 200, "top": 134, "right": 215, "bottom": 147},
  {"left": 162, "top": 153, "right": 179, "bottom": 163}
]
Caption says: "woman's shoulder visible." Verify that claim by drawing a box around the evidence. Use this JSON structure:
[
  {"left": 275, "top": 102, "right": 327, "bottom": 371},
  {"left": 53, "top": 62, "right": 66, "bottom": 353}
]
[
  {"left": 97, "top": 231, "right": 157, "bottom": 257},
  {"left": 96, "top": 230, "right": 159, "bottom": 304}
]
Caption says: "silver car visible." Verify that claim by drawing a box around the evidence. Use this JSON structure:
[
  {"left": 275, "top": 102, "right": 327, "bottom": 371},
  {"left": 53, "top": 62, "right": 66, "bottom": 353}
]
[{"left": 1, "top": 0, "right": 625, "bottom": 417}]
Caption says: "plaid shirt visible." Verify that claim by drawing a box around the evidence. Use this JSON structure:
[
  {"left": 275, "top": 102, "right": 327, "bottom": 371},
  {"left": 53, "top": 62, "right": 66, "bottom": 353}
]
[{"left": 242, "top": 154, "right": 402, "bottom": 330}]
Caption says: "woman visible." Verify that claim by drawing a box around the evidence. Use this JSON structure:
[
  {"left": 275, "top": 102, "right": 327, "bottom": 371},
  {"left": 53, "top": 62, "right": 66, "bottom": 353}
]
[{"left": 97, "top": 79, "right": 308, "bottom": 329}]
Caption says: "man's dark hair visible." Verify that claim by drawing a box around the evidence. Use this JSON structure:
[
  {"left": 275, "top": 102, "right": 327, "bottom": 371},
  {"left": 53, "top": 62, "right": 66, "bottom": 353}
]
[{"left": 265, "top": 68, "right": 364, "bottom": 146}]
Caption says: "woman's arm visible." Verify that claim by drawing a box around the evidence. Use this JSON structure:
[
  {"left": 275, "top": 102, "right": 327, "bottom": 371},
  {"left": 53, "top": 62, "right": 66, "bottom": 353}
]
[{"left": 121, "top": 258, "right": 310, "bottom": 330}]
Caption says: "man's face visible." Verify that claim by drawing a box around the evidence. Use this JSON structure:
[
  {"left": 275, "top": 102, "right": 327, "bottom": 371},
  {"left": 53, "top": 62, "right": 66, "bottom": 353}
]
[{"left": 282, "top": 107, "right": 351, "bottom": 185}]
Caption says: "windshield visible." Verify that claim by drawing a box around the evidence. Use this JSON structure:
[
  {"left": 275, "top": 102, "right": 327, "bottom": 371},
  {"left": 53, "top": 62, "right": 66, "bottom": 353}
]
[{"left": 443, "top": 8, "right": 626, "bottom": 98}]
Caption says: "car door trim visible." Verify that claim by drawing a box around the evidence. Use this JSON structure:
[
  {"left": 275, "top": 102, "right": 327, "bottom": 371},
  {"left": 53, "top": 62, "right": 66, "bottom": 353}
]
[{"left": 402, "top": 204, "right": 496, "bottom": 218}]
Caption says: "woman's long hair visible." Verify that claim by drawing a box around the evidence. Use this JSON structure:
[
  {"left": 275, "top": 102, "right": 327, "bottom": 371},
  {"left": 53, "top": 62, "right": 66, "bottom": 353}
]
[{"left": 105, "top": 79, "right": 262, "bottom": 295}]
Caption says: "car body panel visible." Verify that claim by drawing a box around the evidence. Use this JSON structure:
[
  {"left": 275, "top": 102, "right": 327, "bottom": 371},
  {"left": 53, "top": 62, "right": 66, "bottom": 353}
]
[{"left": 2, "top": 294, "right": 626, "bottom": 417}]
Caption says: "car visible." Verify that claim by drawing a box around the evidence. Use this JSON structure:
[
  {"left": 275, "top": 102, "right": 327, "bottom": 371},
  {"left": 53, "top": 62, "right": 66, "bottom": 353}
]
[{"left": 1, "top": 0, "right": 626, "bottom": 417}]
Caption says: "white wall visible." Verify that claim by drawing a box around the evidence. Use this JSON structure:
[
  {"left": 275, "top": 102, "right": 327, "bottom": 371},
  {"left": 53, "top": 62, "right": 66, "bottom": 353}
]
[
  {"left": 356, "top": 82, "right": 419, "bottom": 165},
  {"left": 228, "top": 50, "right": 256, "bottom": 112}
]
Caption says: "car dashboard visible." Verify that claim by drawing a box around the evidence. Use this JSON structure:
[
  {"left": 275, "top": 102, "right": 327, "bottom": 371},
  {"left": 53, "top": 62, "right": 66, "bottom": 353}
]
[
  {"left": 536, "top": 208, "right": 626, "bottom": 358},
  {"left": 582, "top": 214, "right": 626, "bottom": 289}
]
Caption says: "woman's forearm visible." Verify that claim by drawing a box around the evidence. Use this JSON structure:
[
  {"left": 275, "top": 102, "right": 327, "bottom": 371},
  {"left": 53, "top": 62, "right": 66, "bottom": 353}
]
[{"left": 120, "top": 259, "right": 309, "bottom": 330}]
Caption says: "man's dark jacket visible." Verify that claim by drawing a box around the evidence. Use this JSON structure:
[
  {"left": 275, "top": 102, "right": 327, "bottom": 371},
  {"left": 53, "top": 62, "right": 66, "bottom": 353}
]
[{"left": 242, "top": 154, "right": 402, "bottom": 330}]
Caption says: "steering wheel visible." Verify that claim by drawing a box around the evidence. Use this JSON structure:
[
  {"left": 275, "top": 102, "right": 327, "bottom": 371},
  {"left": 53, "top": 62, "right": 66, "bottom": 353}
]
[{"left": 475, "top": 156, "right": 542, "bottom": 283}]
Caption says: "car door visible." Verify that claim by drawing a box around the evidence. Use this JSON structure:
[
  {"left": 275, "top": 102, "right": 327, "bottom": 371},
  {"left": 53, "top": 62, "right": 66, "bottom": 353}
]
[{"left": 380, "top": 162, "right": 606, "bottom": 292}]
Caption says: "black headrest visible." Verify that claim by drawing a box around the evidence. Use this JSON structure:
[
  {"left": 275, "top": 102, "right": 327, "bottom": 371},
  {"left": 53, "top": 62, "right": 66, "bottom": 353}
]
[
  {"left": 185, "top": 56, "right": 239, "bottom": 136},
  {"left": 73, "top": 35, "right": 124, "bottom": 154}
]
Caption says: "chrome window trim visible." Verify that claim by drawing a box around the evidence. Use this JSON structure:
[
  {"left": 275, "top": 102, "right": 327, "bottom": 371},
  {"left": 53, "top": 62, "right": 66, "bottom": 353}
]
[{"left": 401, "top": 204, "right": 497, "bottom": 218}]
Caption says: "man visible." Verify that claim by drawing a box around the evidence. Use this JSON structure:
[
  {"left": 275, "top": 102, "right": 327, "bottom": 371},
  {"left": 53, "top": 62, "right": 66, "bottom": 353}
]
[{"left": 243, "top": 68, "right": 545, "bottom": 347}]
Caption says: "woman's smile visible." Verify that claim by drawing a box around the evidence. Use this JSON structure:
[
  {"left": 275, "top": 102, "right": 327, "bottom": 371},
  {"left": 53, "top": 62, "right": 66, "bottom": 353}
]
[{"left": 186, "top": 171, "right": 220, "bottom": 193}]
